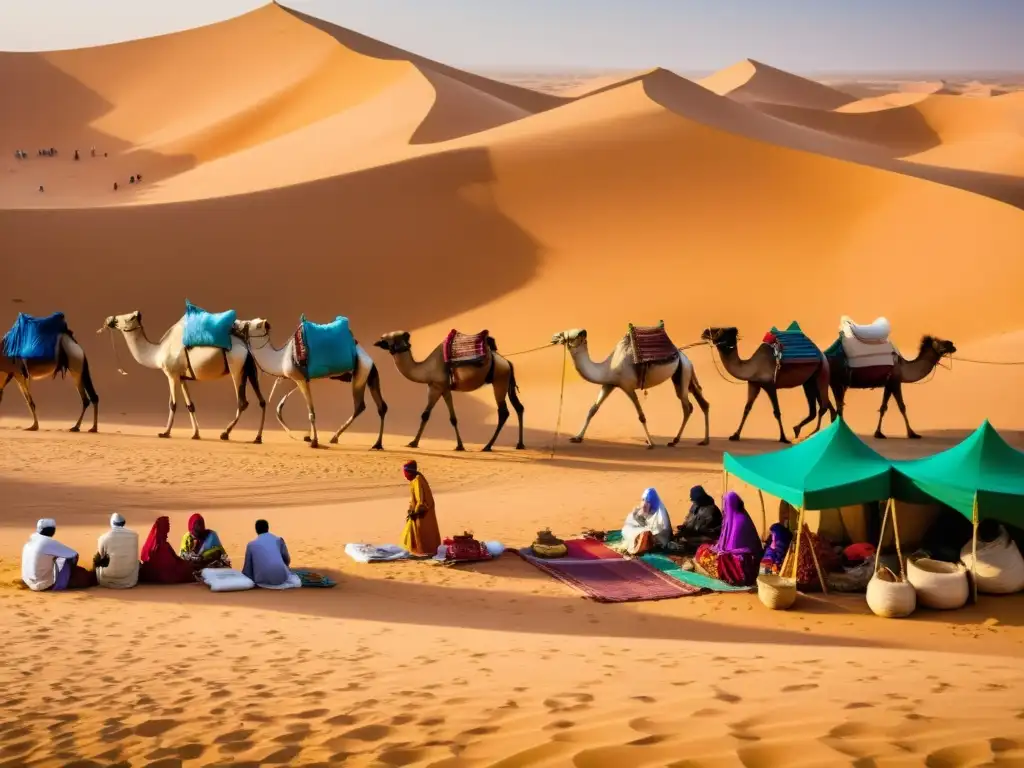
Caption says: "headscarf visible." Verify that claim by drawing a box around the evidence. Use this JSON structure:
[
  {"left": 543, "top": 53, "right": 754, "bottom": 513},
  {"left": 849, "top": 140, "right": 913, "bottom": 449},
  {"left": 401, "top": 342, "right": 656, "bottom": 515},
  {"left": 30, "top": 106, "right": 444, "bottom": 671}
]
[
  {"left": 761, "top": 522, "right": 792, "bottom": 566},
  {"left": 402, "top": 460, "right": 418, "bottom": 481},
  {"left": 689, "top": 485, "right": 712, "bottom": 505},
  {"left": 36, "top": 518, "right": 56, "bottom": 533},
  {"left": 110, "top": 513, "right": 125, "bottom": 527},
  {"left": 624, "top": 488, "right": 673, "bottom": 546},
  {"left": 714, "top": 492, "right": 763, "bottom": 556},
  {"left": 141, "top": 517, "right": 170, "bottom": 563},
  {"left": 187, "top": 513, "right": 207, "bottom": 553}
]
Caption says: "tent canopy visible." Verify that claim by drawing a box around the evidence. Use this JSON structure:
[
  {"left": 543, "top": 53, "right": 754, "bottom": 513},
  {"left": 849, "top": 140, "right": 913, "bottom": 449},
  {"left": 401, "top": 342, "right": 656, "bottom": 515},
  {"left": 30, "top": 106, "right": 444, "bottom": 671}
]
[
  {"left": 723, "top": 418, "right": 893, "bottom": 510},
  {"left": 892, "top": 420, "right": 1024, "bottom": 526}
]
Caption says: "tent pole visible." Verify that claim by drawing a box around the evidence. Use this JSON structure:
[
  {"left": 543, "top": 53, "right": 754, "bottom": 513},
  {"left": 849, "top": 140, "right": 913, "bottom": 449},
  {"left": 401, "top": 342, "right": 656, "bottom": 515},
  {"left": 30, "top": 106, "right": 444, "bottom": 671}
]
[
  {"left": 723, "top": 470, "right": 729, "bottom": 495},
  {"left": 874, "top": 499, "right": 891, "bottom": 575},
  {"left": 790, "top": 506, "right": 804, "bottom": 585},
  {"left": 971, "top": 494, "right": 979, "bottom": 604},
  {"left": 891, "top": 499, "right": 905, "bottom": 581},
  {"left": 758, "top": 489, "right": 767, "bottom": 537},
  {"left": 807, "top": 518, "right": 828, "bottom": 594}
]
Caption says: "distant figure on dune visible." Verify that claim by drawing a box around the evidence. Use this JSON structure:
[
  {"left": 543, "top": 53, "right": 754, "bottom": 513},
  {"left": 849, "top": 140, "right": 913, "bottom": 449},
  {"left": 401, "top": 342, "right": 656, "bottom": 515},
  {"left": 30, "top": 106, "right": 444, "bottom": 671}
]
[
  {"left": 90, "top": 147, "right": 96, "bottom": 158},
  {"left": 113, "top": 182, "right": 118, "bottom": 191},
  {"left": 38, "top": 185, "right": 44, "bottom": 193},
  {"left": 103, "top": 152, "right": 108, "bottom": 158},
  {"left": 402, "top": 460, "right": 441, "bottom": 556},
  {"left": 136, "top": 173, "right": 142, "bottom": 182},
  {"left": 129, "top": 175, "right": 135, "bottom": 184},
  {"left": 73, "top": 149, "right": 79, "bottom": 161}
]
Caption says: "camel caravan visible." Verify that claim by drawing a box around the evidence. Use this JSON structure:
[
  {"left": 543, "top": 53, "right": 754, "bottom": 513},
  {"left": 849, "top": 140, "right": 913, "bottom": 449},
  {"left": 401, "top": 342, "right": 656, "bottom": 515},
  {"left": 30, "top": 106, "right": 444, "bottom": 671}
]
[{"left": 2, "top": 303, "right": 958, "bottom": 449}]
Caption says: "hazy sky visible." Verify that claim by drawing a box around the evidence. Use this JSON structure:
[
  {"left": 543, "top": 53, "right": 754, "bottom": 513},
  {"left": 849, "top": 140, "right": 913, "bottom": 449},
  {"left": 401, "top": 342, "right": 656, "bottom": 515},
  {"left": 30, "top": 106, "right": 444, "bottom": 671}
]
[{"left": 1, "top": 0, "right": 1021, "bottom": 74}]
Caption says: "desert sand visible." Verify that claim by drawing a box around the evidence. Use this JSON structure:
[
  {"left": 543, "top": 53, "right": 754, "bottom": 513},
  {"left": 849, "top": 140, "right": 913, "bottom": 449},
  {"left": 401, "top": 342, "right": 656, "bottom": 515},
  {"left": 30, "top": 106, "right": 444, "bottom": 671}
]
[{"left": 3, "top": 3, "right": 1024, "bottom": 766}]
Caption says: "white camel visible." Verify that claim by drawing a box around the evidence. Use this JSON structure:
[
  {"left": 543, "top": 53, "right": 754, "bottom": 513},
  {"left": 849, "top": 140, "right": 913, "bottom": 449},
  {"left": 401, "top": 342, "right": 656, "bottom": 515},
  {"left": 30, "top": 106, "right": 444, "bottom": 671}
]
[
  {"left": 552, "top": 328, "right": 710, "bottom": 448},
  {"left": 103, "top": 311, "right": 266, "bottom": 441},
  {"left": 233, "top": 318, "right": 387, "bottom": 450}
]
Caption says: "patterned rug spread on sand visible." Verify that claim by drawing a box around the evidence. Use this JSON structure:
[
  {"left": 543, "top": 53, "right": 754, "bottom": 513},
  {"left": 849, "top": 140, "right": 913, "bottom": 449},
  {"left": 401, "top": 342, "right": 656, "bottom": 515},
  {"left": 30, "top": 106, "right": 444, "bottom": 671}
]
[
  {"left": 2, "top": 312, "right": 68, "bottom": 361},
  {"left": 641, "top": 554, "right": 753, "bottom": 593},
  {"left": 182, "top": 300, "right": 236, "bottom": 351},
  {"left": 517, "top": 541, "right": 699, "bottom": 602},
  {"left": 627, "top": 321, "right": 678, "bottom": 366},
  {"left": 764, "top": 321, "right": 821, "bottom": 364},
  {"left": 444, "top": 329, "right": 490, "bottom": 365}
]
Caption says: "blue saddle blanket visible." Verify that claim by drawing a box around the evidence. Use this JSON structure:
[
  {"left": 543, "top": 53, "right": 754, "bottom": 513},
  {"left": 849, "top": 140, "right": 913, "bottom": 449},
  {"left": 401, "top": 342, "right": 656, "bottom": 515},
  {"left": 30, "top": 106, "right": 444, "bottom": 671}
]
[
  {"left": 182, "top": 300, "right": 236, "bottom": 351},
  {"left": 301, "top": 315, "right": 356, "bottom": 379},
  {"left": 2, "top": 312, "right": 68, "bottom": 361},
  {"left": 768, "top": 321, "right": 821, "bottom": 363}
]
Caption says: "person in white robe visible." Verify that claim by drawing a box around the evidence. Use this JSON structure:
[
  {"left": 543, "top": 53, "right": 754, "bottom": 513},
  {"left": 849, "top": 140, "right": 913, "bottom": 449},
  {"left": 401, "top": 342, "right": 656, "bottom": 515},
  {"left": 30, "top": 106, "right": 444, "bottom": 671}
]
[
  {"left": 621, "top": 487, "right": 673, "bottom": 555},
  {"left": 95, "top": 513, "right": 139, "bottom": 589},
  {"left": 21, "top": 518, "right": 86, "bottom": 591}
]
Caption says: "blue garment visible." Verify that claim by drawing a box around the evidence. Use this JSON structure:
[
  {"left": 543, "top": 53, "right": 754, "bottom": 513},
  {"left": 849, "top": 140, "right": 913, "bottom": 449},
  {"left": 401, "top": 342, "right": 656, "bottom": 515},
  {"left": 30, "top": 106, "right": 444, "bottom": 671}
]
[
  {"left": 182, "top": 300, "right": 236, "bottom": 350},
  {"left": 302, "top": 315, "right": 356, "bottom": 379},
  {"left": 241, "top": 532, "right": 291, "bottom": 586}
]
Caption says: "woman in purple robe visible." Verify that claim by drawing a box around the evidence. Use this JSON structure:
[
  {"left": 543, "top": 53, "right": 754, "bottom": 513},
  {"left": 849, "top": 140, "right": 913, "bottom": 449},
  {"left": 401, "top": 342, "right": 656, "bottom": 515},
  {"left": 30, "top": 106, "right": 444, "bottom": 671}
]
[{"left": 695, "top": 491, "right": 764, "bottom": 586}]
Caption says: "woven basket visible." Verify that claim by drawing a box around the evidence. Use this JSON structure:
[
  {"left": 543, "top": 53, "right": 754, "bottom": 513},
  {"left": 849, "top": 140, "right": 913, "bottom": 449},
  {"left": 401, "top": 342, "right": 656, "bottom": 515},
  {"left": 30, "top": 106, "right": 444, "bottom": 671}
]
[
  {"left": 866, "top": 566, "right": 916, "bottom": 618},
  {"left": 757, "top": 574, "right": 797, "bottom": 610},
  {"left": 907, "top": 557, "right": 969, "bottom": 610},
  {"left": 960, "top": 526, "right": 1024, "bottom": 595}
]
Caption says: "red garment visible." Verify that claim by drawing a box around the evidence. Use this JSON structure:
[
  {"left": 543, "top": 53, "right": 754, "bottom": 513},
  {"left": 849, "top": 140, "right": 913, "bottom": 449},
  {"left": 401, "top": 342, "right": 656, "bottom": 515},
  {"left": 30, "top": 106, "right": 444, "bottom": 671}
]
[
  {"left": 139, "top": 517, "right": 196, "bottom": 584},
  {"left": 762, "top": 331, "right": 778, "bottom": 345},
  {"left": 844, "top": 542, "right": 875, "bottom": 564}
]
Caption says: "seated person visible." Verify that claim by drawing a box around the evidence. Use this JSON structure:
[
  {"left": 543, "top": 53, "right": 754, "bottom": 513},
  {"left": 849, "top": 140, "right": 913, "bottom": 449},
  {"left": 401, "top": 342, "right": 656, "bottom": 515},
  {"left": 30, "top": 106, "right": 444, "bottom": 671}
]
[
  {"left": 676, "top": 485, "right": 722, "bottom": 551},
  {"left": 622, "top": 487, "right": 672, "bottom": 555},
  {"left": 180, "top": 513, "right": 231, "bottom": 569},
  {"left": 95, "top": 513, "right": 139, "bottom": 589},
  {"left": 695, "top": 492, "right": 764, "bottom": 586},
  {"left": 760, "top": 522, "right": 793, "bottom": 575},
  {"left": 139, "top": 517, "right": 199, "bottom": 584},
  {"left": 22, "top": 518, "right": 96, "bottom": 591},
  {"left": 241, "top": 519, "right": 292, "bottom": 587}
]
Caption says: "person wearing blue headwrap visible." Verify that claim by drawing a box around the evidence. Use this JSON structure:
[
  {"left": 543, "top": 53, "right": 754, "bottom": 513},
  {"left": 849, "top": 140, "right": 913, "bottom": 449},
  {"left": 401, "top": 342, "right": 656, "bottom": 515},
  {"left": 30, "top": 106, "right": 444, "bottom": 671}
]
[{"left": 621, "top": 487, "right": 673, "bottom": 555}]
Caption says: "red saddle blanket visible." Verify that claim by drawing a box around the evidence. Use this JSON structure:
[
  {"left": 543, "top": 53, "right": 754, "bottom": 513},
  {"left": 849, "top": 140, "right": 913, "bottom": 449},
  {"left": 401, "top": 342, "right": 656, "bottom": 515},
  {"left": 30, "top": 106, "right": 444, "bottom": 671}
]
[
  {"left": 444, "top": 329, "right": 490, "bottom": 365},
  {"left": 627, "top": 322, "right": 678, "bottom": 366},
  {"left": 292, "top": 325, "right": 309, "bottom": 368}
]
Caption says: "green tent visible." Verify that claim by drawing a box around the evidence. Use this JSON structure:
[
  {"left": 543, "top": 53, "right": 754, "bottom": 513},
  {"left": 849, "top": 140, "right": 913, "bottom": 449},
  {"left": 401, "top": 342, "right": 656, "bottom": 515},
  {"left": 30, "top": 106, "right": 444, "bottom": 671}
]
[
  {"left": 892, "top": 420, "right": 1024, "bottom": 526},
  {"left": 723, "top": 418, "right": 893, "bottom": 510}
]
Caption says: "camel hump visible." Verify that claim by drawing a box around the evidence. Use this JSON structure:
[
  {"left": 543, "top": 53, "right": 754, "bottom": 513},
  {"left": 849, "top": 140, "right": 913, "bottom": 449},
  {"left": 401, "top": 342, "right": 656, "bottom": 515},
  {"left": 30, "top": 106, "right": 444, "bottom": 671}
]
[
  {"left": 841, "top": 316, "right": 891, "bottom": 342},
  {"left": 2, "top": 312, "right": 68, "bottom": 362}
]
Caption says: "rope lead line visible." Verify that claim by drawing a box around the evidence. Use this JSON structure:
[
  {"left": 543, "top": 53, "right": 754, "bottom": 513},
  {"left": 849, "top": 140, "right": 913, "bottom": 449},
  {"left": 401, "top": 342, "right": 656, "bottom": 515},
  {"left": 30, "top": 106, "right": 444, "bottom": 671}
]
[{"left": 550, "top": 343, "right": 568, "bottom": 459}]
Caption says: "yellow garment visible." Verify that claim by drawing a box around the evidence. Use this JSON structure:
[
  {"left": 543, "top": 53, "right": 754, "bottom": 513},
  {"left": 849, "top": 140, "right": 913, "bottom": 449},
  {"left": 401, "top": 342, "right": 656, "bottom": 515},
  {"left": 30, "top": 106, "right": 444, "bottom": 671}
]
[{"left": 402, "top": 474, "right": 441, "bottom": 556}]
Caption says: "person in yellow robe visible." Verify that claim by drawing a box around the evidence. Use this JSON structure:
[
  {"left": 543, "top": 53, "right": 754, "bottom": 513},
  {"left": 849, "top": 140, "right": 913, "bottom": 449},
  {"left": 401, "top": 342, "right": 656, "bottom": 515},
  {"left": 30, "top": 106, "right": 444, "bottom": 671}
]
[{"left": 401, "top": 460, "right": 441, "bottom": 556}]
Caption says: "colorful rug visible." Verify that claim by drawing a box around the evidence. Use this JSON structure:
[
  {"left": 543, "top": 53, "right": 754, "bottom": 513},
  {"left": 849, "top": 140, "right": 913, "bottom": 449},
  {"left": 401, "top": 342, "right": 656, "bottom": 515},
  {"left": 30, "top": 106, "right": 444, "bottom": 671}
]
[
  {"left": 182, "top": 300, "right": 236, "bottom": 351},
  {"left": 292, "top": 568, "right": 337, "bottom": 588},
  {"left": 627, "top": 322, "right": 678, "bottom": 366},
  {"left": 641, "top": 554, "right": 753, "bottom": 593},
  {"left": 516, "top": 543, "right": 699, "bottom": 602},
  {"left": 300, "top": 315, "right": 356, "bottom": 379},
  {"left": 2, "top": 312, "right": 68, "bottom": 361},
  {"left": 766, "top": 321, "right": 821, "bottom": 364},
  {"left": 444, "top": 329, "right": 490, "bottom": 365}
]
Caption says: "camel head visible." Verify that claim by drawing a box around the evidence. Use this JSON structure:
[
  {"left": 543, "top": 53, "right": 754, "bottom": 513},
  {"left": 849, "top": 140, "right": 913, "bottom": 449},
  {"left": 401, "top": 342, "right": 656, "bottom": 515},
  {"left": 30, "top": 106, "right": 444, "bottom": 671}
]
[
  {"left": 921, "top": 335, "right": 957, "bottom": 359},
  {"left": 233, "top": 318, "right": 271, "bottom": 341},
  {"left": 104, "top": 311, "right": 142, "bottom": 333},
  {"left": 701, "top": 327, "right": 738, "bottom": 349},
  {"left": 552, "top": 329, "right": 587, "bottom": 349},
  {"left": 374, "top": 331, "right": 411, "bottom": 355}
]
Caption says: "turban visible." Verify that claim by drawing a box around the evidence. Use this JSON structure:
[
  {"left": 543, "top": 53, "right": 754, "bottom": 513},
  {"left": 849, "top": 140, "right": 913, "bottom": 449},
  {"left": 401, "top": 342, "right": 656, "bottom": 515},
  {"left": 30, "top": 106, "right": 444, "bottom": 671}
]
[
  {"left": 403, "top": 460, "right": 417, "bottom": 472},
  {"left": 36, "top": 518, "right": 56, "bottom": 533},
  {"left": 110, "top": 513, "right": 126, "bottom": 527}
]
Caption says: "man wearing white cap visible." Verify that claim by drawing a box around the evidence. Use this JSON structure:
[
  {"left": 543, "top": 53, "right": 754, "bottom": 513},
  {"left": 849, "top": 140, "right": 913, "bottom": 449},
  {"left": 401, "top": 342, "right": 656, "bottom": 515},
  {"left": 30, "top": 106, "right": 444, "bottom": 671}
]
[
  {"left": 21, "top": 518, "right": 90, "bottom": 591},
  {"left": 95, "top": 513, "right": 139, "bottom": 589}
]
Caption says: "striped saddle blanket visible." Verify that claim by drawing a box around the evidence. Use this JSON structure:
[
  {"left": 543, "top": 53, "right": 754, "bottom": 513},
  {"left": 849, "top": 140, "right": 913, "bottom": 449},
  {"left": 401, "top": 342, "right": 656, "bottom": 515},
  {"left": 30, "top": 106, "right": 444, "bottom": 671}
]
[
  {"left": 444, "top": 329, "right": 490, "bottom": 366},
  {"left": 764, "top": 321, "right": 821, "bottom": 364},
  {"left": 627, "top": 322, "right": 678, "bottom": 366}
]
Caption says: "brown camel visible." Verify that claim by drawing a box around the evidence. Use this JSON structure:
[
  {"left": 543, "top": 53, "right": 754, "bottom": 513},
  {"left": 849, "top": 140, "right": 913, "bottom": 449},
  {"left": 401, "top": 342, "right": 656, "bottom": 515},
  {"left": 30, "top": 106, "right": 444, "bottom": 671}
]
[
  {"left": 374, "top": 330, "right": 524, "bottom": 452},
  {"left": 701, "top": 326, "right": 836, "bottom": 443},
  {"left": 828, "top": 335, "right": 956, "bottom": 439}
]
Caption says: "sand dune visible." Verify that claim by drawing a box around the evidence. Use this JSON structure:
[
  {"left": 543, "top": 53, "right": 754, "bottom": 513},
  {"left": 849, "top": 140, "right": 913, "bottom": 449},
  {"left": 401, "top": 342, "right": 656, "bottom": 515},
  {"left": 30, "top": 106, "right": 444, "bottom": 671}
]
[{"left": 699, "top": 58, "right": 857, "bottom": 110}]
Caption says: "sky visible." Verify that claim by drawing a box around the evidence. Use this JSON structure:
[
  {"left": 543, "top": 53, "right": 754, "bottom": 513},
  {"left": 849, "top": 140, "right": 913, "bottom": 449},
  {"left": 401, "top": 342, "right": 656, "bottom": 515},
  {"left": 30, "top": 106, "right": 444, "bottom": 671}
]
[{"left": 0, "top": 0, "right": 1021, "bottom": 74}]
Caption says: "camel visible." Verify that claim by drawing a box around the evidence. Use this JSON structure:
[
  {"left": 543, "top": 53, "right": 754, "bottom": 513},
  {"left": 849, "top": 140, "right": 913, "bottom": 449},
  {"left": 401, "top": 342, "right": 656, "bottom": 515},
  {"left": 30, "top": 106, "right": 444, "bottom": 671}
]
[
  {"left": 233, "top": 318, "right": 388, "bottom": 450},
  {"left": 829, "top": 335, "right": 956, "bottom": 439},
  {"left": 373, "top": 330, "right": 524, "bottom": 452},
  {"left": 701, "top": 326, "right": 836, "bottom": 443},
  {"left": 551, "top": 329, "right": 710, "bottom": 449},
  {"left": 0, "top": 329, "right": 99, "bottom": 433},
  {"left": 103, "top": 311, "right": 266, "bottom": 442}
]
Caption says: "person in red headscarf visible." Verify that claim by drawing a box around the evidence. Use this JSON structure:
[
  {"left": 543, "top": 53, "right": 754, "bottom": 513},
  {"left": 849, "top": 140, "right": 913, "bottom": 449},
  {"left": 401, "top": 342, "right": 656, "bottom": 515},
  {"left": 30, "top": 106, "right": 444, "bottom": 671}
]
[
  {"left": 138, "top": 517, "right": 199, "bottom": 584},
  {"left": 179, "top": 513, "right": 231, "bottom": 569},
  {"left": 401, "top": 460, "right": 441, "bottom": 557}
]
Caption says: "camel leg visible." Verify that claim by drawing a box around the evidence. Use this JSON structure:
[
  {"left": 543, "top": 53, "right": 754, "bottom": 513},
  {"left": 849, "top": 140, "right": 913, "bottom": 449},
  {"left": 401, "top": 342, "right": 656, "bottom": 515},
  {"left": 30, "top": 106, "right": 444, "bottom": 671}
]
[
  {"left": 441, "top": 389, "right": 466, "bottom": 451},
  {"left": 792, "top": 380, "right": 818, "bottom": 439},
  {"left": 69, "top": 374, "right": 90, "bottom": 433},
  {"left": 243, "top": 353, "right": 266, "bottom": 444},
  {"left": 765, "top": 386, "right": 790, "bottom": 444},
  {"left": 507, "top": 360, "right": 525, "bottom": 450},
  {"left": 68, "top": 355, "right": 99, "bottom": 433},
  {"left": 570, "top": 384, "right": 615, "bottom": 444},
  {"left": 891, "top": 381, "right": 921, "bottom": 439},
  {"left": 690, "top": 374, "right": 711, "bottom": 446},
  {"left": 729, "top": 382, "right": 762, "bottom": 441},
  {"left": 295, "top": 378, "right": 319, "bottom": 448},
  {"left": 13, "top": 375, "right": 40, "bottom": 431},
  {"left": 330, "top": 362, "right": 385, "bottom": 448},
  {"left": 874, "top": 384, "right": 894, "bottom": 439},
  {"left": 408, "top": 385, "right": 444, "bottom": 449},
  {"left": 178, "top": 380, "right": 201, "bottom": 440},
  {"left": 158, "top": 375, "right": 178, "bottom": 438},
  {"left": 481, "top": 382, "right": 510, "bottom": 453},
  {"left": 833, "top": 382, "right": 847, "bottom": 420},
  {"left": 220, "top": 362, "right": 250, "bottom": 441},
  {"left": 668, "top": 363, "right": 693, "bottom": 447},
  {"left": 624, "top": 388, "right": 655, "bottom": 449}
]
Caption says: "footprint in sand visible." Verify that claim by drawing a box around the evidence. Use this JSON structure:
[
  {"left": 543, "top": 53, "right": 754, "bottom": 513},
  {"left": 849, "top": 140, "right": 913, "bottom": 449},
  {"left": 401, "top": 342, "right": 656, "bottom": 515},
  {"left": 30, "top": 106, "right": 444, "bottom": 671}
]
[
  {"left": 781, "top": 684, "right": 818, "bottom": 693},
  {"left": 714, "top": 689, "right": 741, "bottom": 704},
  {"left": 342, "top": 724, "right": 391, "bottom": 742},
  {"left": 214, "top": 729, "right": 254, "bottom": 744}
]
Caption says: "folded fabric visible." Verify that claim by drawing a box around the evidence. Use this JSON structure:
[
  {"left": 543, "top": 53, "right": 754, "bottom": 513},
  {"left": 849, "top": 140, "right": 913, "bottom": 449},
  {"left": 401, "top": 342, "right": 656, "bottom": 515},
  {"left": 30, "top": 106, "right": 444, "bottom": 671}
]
[
  {"left": 292, "top": 568, "right": 337, "bottom": 588},
  {"left": 642, "top": 554, "right": 752, "bottom": 592},
  {"left": 344, "top": 543, "right": 410, "bottom": 563},
  {"left": 200, "top": 568, "right": 255, "bottom": 592},
  {"left": 257, "top": 572, "right": 302, "bottom": 590}
]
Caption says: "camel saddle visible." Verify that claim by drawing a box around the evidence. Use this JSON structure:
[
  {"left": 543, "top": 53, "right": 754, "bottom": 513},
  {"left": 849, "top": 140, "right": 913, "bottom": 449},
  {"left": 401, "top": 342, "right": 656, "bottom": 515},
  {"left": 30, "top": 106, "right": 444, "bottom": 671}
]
[
  {"left": 292, "top": 315, "right": 357, "bottom": 381},
  {"left": 444, "top": 329, "right": 490, "bottom": 366},
  {"left": 627, "top": 321, "right": 678, "bottom": 390},
  {"left": 182, "top": 300, "right": 236, "bottom": 352},
  {"left": 2, "top": 312, "right": 68, "bottom": 362},
  {"left": 764, "top": 321, "right": 821, "bottom": 367}
]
